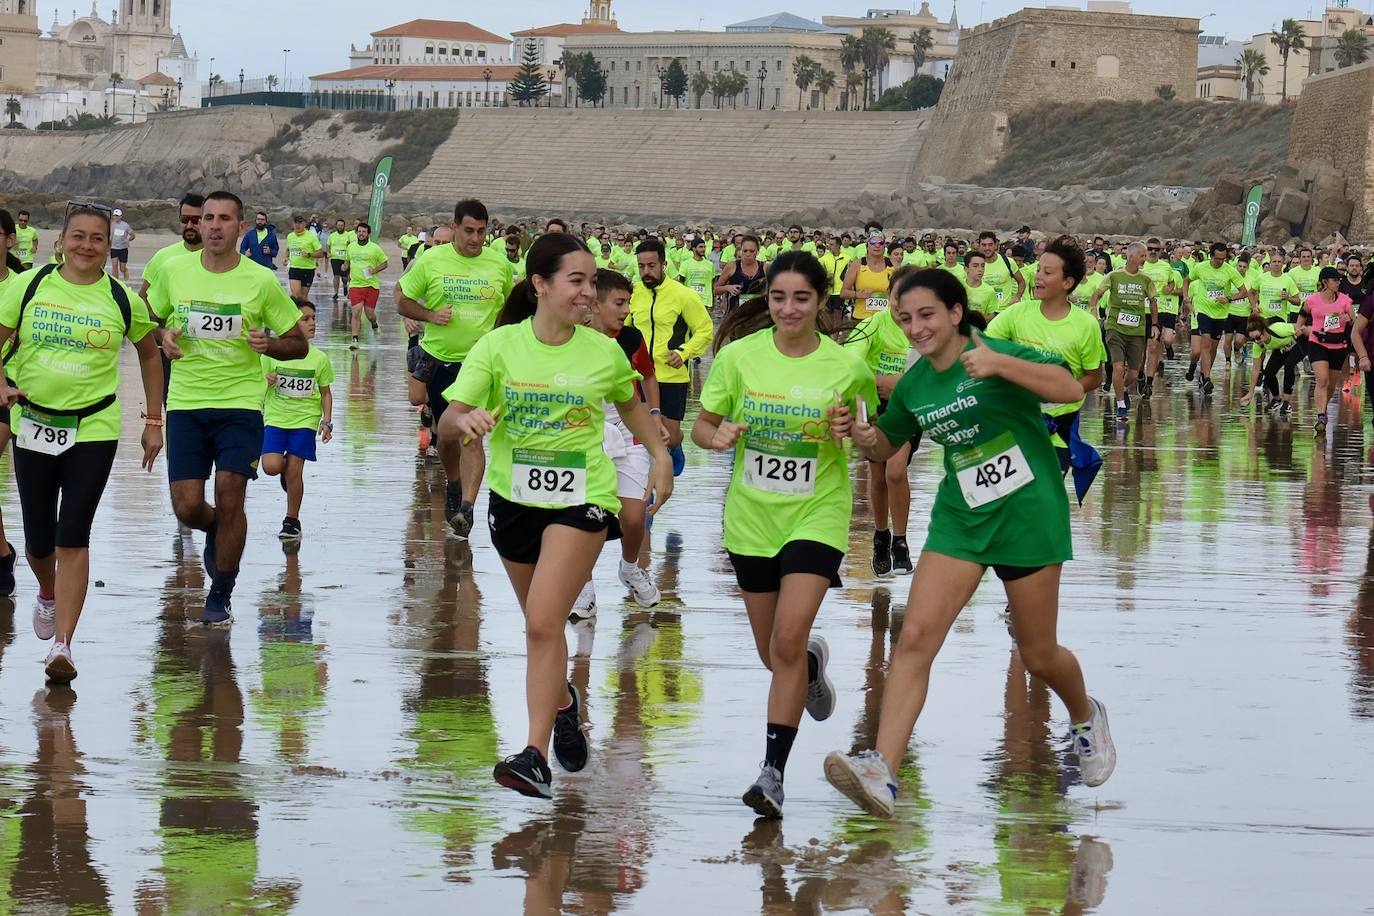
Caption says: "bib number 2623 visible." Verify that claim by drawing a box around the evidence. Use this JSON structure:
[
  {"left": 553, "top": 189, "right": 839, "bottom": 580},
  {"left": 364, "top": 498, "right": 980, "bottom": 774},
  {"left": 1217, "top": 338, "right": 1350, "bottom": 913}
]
[
  {"left": 510, "top": 448, "right": 587, "bottom": 507},
  {"left": 952, "top": 432, "right": 1033, "bottom": 509}
]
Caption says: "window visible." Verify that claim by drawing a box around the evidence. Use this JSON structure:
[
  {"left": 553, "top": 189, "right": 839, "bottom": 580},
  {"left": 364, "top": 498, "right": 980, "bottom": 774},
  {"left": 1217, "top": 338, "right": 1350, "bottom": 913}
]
[
  {"left": 465, "top": 48, "right": 473, "bottom": 58},
  {"left": 623, "top": 86, "right": 628, "bottom": 104},
  {"left": 728, "top": 60, "right": 735, "bottom": 71},
  {"left": 634, "top": 85, "right": 641, "bottom": 106},
  {"left": 1070, "top": 61, "right": 1077, "bottom": 70},
  {"left": 744, "top": 88, "right": 750, "bottom": 106},
  {"left": 811, "top": 89, "right": 819, "bottom": 108},
  {"left": 1050, "top": 60, "right": 1056, "bottom": 68},
  {"left": 776, "top": 60, "right": 782, "bottom": 71},
  {"left": 477, "top": 49, "right": 485, "bottom": 59},
  {"left": 696, "top": 61, "right": 702, "bottom": 71},
  {"left": 712, "top": 60, "right": 718, "bottom": 71},
  {"left": 1095, "top": 55, "right": 1119, "bottom": 79},
  {"left": 774, "top": 87, "right": 780, "bottom": 107},
  {"left": 745, "top": 60, "right": 751, "bottom": 72},
  {"left": 636, "top": 60, "right": 642, "bottom": 71},
  {"left": 438, "top": 46, "right": 447, "bottom": 57},
  {"left": 425, "top": 45, "right": 435, "bottom": 56}
]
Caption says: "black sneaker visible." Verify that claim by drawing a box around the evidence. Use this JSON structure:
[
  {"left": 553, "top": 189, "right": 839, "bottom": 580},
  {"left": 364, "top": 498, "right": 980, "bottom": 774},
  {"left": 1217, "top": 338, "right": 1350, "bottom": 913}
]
[
  {"left": 198, "top": 589, "right": 232, "bottom": 627},
  {"left": 1156, "top": 359, "right": 1165, "bottom": 376},
  {"left": 1143, "top": 378, "right": 1154, "bottom": 400},
  {"left": 0, "top": 542, "right": 16, "bottom": 597},
  {"left": 872, "top": 530, "right": 893, "bottom": 578},
  {"left": 891, "top": 536, "right": 913, "bottom": 575},
  {"left": 1185, "top": 364, "right": 1196, "bottom": 382},
  {"left": 1165, "top": 345, "right": 1175, "bottom": 360},
  {"left": 278, "top": 516, "right": 302, "bottom": 541},
  {"left": 1135, "top": 377, "right": 1146, "bottom": 396},
  {"left": 552, "top": 682, "right": 589, "bottom": 773},
  {"left": 446, "top": 492, "right": 475, "bottom": 541},
  {"left": 1202, "top": 378, "right": 1214, "bottom": 398},
  {"left": 493, "top": 746, "right": 553, "bottom": 799}
]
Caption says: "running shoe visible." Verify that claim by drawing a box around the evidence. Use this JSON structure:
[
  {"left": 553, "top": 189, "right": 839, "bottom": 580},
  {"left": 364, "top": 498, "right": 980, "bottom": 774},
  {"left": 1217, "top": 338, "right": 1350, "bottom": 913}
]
[
  {"left": 1073, "top": 697, "right": 1117, "bottom": 787},
  {"left": 278, "top": 516, "right": 302, "bottom": 541},
  {"left": 1124, "top": 392, "right": 1131, "bottom": 411},
  {"left": 198, "top": 590, "right": 233, "bottom": 627},
  {"left": 445, "top": 487, "right": 473, "bottom": 540},
  {"left": 0, "top": 543, "right": 15, "bottom": 597},
  {"left": 370, "top": 320, "right": 380, "bottom": 332},
  {"left": 872, "top": 530, "right": 893, "bottom": 578},
  {"left": 551, "top": 682, "right": 589, "bottom": 773},
  {"left": 805, "top": 635, "right": 836, "bottom": 721},
  {"left": 32, "top": 595, "right": 55, "bottom": 641},
  {"left": 203, "top": 521, "right": 219, "bottom": 579},
  {"left": 493, "top": 746, "right": 553, "bottom": 799},
  {"left": 1185, "top": 364, "right": 1196, "bottom": 382},
  {"left": 1165, "top": 345, "right": 1175, "bottom": 361},
  {"left": 669, "top": 444, "right": 686, "bottom": 478},
  {"left": 1315, "top": 415, "right": 1328, "bottom": 435},
  {"left": 1157, "top": 358, "right": 1167, "bottom": 375},
  {"left": 618, "top": 560, "right": 660, "bottom": 608},
  {"left": 1115, "top": 405, "right": 1128, "bottom": 423},
  {"left": 44, "top": 641, "right": 76, "bottom": 684},
  {"left": 891, "top": 536, "right": 913, "bottom": 575},
  {"left": 350, "top": 337, "right": 360, "bottom": 350},
  {"left": 1143, "top": 378, "right": 1154, "bottom": 400},
  {"left": 570, "top": 580, "right": 597, "bottom": 621},
  {"left": 824, "top": 749, "right": 897, "bottom": 818},
  {"left": 1135, "top": 377, "right": 1146, "bottom": 396},
  {"left": 742, "top": 763, "right": 785, "bottom": 819},
  {"left": 1280, "top": 402, "right": 1293, "bottom": 418},
  {"left": 1202, "top": 378, "right": 1215, "bottom": 398}
]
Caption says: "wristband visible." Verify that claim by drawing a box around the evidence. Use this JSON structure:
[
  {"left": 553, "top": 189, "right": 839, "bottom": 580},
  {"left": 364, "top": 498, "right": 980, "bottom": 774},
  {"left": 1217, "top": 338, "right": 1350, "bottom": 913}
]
[
  {"left": 141, "top": 412, "right": 164, "bottom": 427},
  {"left": 321, "top": 420, "right": 334, "bottom": 430},
  {"left": 648, "top": 408, "right": 662, "bottom": 416}
]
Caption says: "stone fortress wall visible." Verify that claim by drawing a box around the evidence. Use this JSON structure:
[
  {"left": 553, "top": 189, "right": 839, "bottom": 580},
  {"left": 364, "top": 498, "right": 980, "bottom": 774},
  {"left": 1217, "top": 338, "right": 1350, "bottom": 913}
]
[{"left": 1285, "top": 60, "right": 1374, "bottom": 239}]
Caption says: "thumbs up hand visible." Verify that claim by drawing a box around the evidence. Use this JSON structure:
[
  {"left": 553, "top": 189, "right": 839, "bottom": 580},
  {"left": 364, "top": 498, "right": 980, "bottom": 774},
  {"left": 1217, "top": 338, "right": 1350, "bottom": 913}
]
[{"left": 959, "top": 329, "right": 1002, "bottom": 380}]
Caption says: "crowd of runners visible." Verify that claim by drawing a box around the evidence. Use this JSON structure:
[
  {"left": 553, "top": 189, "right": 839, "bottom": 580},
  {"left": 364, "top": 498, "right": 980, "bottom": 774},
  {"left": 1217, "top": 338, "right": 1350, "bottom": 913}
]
[{"left": 7, "top": 190, "right": 1374, "bottom": 822}]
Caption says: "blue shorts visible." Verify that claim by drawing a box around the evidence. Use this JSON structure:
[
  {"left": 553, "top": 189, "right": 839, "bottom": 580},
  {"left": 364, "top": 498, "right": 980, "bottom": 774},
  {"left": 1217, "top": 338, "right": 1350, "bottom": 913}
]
[
  {"left": 167, "top": 408, "right": 264, "bottom": 482},
  {"left": 262, "top": 425, "right": 318, "bottom": 462}
]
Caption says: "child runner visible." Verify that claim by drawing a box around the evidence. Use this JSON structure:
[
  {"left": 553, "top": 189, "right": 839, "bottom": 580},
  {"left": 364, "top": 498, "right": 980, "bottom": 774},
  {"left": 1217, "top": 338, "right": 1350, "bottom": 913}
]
[
  {"left": 260, "top": 299, "right": 335, "bottom": 541},
  {"left": 439, "top": 234, "right": 673, "bottom": 799},
  {"left": 823, "top": 268, "right": 1116, "bottom": 817},
  {"left": 693, "top": 251, "right": 876, "bottom": 818}
]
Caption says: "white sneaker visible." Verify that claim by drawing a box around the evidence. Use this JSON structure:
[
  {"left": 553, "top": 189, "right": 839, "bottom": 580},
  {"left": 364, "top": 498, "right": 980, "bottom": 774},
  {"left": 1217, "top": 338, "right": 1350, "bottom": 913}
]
[
  {"left": 824, "top": 749, "right": 897, "bottom": 818},
  {"left": 569, "top": 580, "right": 597, "bottom": 621},
  {"left": 32, "top": 597, "right": 55, "bottom": 641},
  {"left": 805, "top": 635, "right": 835, "bottom": 721},
  {"left": 1073, "top": 697, "right": 1117, "bottom": 787},
  {"left": 44, "top": 641, "right": 76, "bottom": 684},
  {"left": 618, "top": 560, "right": 660, "bottom": 608}
]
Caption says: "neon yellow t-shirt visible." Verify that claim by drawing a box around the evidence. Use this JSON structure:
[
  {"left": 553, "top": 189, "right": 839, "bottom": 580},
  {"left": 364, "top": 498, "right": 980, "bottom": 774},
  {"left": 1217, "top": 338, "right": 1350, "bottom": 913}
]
[
  {"left": 285, "top": 230, "right": 323, "bottom": 270},
  {"left": 14, "top": 226, "right": 38, "bottom": 265},
  {"left": 398, "top": 243, "right": 515, "bottom": 364},
  {"left": 845, "top": 308, "right": 911, "bottom": 378},
  {"left": 985, "top": 300, "right": 1105, "bottom": 415},
  {"left": 142, "top": 240, "right": 199, "bottom": 295},
  {"left": 1072, "top": 273, "right": 1104, "bottom": 311},
  {"left": 1189, "top": 262, "right": 1244, "bottom": 320},
  {"left": 262, "top": 347, "right": 334, "bottom": 430},
  {"left": 345, "top": 240, "right": 387, "bottom": 290},
  {"left": 679, "top": 256, "right": 718, "bottom": 312},
  {"left": 1257, "top": 271, "right": 1299, "bottom": 321},
  {"left": 967, "top": 281, "right": 999, "bottom": 317},
  {"left": 327, "top": 231, "right": 351, "bottom": 261}
]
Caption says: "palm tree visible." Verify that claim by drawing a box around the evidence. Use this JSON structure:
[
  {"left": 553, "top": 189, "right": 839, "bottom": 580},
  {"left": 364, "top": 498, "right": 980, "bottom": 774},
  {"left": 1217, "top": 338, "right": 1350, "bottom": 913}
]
[
  {"left": 1236, "top": 48, "right": 1270, "bottom": 100},
  {"left": 844, "top": 70, "right": 863, "bottom": 112},
  {"left": 728, "top": 71, "right": 749, "bottom": 109},
  {"left": 4, "top": 97, "right": 20, "bottom": 126},
  {"left": 709, "top": 70, "right": 729, "bottom": 109},
  {"left": 792, "top": 54, "right": 820, "bottom": 109},
  {"left": 910, "top": 26, "right": 935, "bottom": 71},
  {"left": 690, "top": 70, "right": 710, "bottom": 109},
  {"left": 860, "top": 26, "right": 897, "bottom": 108},
  {"left": 814, "top": 68, "right": 836, "bottom": 111},
  {"left": 264, "top": 74, "right": 279, "bottom": 92},
  {"left": 1272, "top": 18, "right": 1306, "bottom": 102},
  {"left": 839, "top": 34, "right": 863, "bottom": 110},
  {"left": 1334, "top": 29, "right": 1371, "bottom": 69}
]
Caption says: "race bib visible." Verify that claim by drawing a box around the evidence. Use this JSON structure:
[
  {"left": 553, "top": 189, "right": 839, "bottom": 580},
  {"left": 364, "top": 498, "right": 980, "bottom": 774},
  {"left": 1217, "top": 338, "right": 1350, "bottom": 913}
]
[
  {"left": 865, "top": 296, "right": 889, "bottom": 313},
  {"left": 187, "top": 302, "right": 243, "bottom": 340},
  {"left": 275, "top": 370, "right": 316, "bottom": 399},
  {"left": 1115, "top": 311, "right": 1142, "bottom": 329},
  {"left": 995, "top": 289, "right": 1007, "bottom": 303},
  {"left": 1207, "top": 289, "right": 1225, "bottom": 302},
  {"left": 17, "top": 408, "right": 77, "bottom": 456},
  {"left": 510, "top": 447, "right": 587, "bottom": 507},
  {"left": 1323, "top": 312, "right": 1342, "bottom": 332},
  {"left": 743, "top": 438, "right": 819, "bottom": 496},
  {"left": 362, "top": 266, "right": 374, "bottom": 279},
  {"left": 952, "top": 432, "right": 1034, "bottom": 509},
  {"left": 691, "top": 283, "right": 707, "bottom": 295}
]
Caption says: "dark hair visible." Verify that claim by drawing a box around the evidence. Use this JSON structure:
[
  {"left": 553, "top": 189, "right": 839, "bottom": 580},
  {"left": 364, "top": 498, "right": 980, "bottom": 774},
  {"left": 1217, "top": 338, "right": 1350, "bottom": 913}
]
[
  {"left": 547, "top": 218, "right": 568, "bottom": 232},
  {"left": 863, "top": 220, "right": 883, "bottom": 233},
  {"left": 292, "top": 296, "right": 316, "bottom": 315},
  {"left": 497, "top": 233, "right": 592, "bottom": 327},
  {"left": 357, "top": 222, "right": 372, "bottom": 233},
  {"left": 978, "top": 231, "right": 997, "bottom": 243},
  {"left": 179, "top": 193, "right": 205, "bottom": 210},
  {"left": 1042, "top": 235, "right": 1086, "bottom": 294},
  {"left": 595, "top": 267, "right": 632, "bottom": 300},
  {"left": 1347, "top": 252, "right": 1364, "bottom": 265},
  {"left": 788, "top": 224, "right": 802, "bottom": 233},
  {"left": 894, "top": 268, "right": 982, "bottom": 335},
  {"left": 636, "top": 238, "right": 666, "bottom": 262},
  {"left": 454, "top": 198, "right": 488, "bottom": 224},
  {"left": 1245, "top": 315, "right": 1269, "bottom": 336},
  {"left": 963, "top": 250, "right": 986, "bottom": 268},
  {"left": 739, "top": 234, "right": 761, "bottom": 250},
  {"left": 713, "top": 251, "right": 839, "bottom": 352},
  {"left": 0, "top": 210, "right": 21, "bottom": 273},
  {"left": 203, "top": 191, "right": 245, "bottom": 220},
  {"left": 17, "top": 210, "right": 29, "bottom": 218},
  {"left": 1210, "top": 241, "right": 1230, "bottom": 256}
]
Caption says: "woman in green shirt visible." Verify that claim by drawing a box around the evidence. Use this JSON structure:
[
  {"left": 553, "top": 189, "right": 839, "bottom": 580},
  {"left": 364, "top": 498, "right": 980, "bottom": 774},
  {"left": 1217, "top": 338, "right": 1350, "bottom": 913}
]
[{"left": 823, "top": 268, "right": 1117, "bottom": 817}]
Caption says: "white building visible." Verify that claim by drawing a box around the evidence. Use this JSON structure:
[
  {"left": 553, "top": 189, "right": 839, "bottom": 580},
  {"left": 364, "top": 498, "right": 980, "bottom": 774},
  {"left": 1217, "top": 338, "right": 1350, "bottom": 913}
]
[
  {"left": 309, "top": 64, "right": 523, "bottom": 110},
  {"left": 364, "top": 19, "right": 510, "bottom": 67},
  {"left": 510, "top": 1, "right": 621, "bottom": 68}
]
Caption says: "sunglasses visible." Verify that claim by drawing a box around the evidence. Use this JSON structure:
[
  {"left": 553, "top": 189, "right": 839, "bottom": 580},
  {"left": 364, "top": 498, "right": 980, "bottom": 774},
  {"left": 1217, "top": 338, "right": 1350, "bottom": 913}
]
[
  {"left": 180, "top": 215, "right": 202, "bottom": 225},
  {"left": 1147, "top": 246, "right": 1162, "bottom": 252},
  {"left": 65, "top": 200, "right": 113, "bottom": 220}
]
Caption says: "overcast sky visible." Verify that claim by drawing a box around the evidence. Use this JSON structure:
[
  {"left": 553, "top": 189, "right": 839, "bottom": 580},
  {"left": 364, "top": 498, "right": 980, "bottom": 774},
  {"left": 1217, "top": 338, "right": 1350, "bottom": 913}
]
[{"left": 165, "top": 1, "right": 1353, "bottom": 81}]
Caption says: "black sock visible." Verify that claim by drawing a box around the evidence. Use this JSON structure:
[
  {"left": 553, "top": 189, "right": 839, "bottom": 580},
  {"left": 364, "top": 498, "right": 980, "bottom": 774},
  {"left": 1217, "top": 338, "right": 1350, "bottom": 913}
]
[{"left": 764, "top": 723, "right": 798, "bottom": 776}]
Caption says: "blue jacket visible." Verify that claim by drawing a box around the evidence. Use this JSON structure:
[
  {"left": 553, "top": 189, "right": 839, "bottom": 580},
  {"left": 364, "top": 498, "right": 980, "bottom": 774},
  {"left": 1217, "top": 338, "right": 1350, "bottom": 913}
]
[{"left": 240, "top": 224, "right": 280, "bottom": 269}]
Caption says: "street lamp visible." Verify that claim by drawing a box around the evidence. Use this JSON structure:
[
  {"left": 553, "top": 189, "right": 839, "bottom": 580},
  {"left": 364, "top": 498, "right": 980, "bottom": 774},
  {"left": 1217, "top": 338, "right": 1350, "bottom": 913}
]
[
  {"left": 656, "top": 64, "right": 667, "bottom": 109},
  {"left": 176, "top": 77, "right": 183, "bottom": 108},
  {"left": 239, "top": 68, "right": 244, "bottom": 98},
  {"left": 547, "top": 69, "right": 557, "bottom": 107},
  {"left": 757, "top": 62, "right": 768, "bottom": 110},
  {"left": 553, "top": 56, "right": 565, "bottom": 107},
  {"left": 384, "top": 78, "right": 395, "bottom": 112},
  {"left": 483, "top": 67, "right": 492, "bottom": 107},
  {"left": 283, "top": 49, "right": 290, "bottom": 90},
  {"left": 598, "top": 65, "right": 608, "bottom": 108}
]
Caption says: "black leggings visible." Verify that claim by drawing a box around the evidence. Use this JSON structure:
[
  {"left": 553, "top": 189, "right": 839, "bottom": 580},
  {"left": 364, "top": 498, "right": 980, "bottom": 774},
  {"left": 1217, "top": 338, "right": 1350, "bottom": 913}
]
[
  {"left": 1262, "top": 346, "right": 1303, "bottom": 397},
  {"left": 13, "top": 440, "right": 117, "bottom": 557}
]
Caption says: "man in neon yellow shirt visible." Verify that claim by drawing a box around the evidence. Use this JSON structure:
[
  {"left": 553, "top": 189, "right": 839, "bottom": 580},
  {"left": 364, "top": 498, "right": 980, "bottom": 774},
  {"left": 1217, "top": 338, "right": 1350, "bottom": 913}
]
[
  {"left": 1287, "top": 246, "right": 1321, "bottom": 320},
  {"left": 326, "top": 219, "right": 351, "bottom": 300},
  {"left": 1185, "top": 241, "right": 1247, "bottom": 396},
  {"left": 397, "top": 226, "right": 420, "bottom": 269},
  {"left": 1140, "top": 236, "right": 1180, "bottom": 396},
  {"left": 346, "top": 223, "right": 388, "bottom": 350},
  {"left": 14, "top": 210, "right": 38, "bottom": 271},
  {"left": 678, "top": 237, "right": 718, "bottom": 315},
  {"left": 284, "top": 215, "right": 324, "bottom": 299},
  {"left": 978, "top": 231, "right": 1026, "bottom": 311}
]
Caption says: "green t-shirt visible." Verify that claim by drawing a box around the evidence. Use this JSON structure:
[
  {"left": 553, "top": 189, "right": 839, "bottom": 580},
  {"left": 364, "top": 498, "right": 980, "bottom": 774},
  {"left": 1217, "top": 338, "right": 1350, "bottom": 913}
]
[
  {"left": 0, "top": 269, "right": 155, "bottom": 442},
  {"left": 1103, "top": 269, "right": 1157, "bottom": 336},
  {"left": 398, "top": 234, "right": 419, "bottom": 257},
  {"left": 148, "top": 254, "right": 303, "bottom": 412},
  {"left": 1157, "top": 268, "right": 1184, "bottom": 315},
  {"left": 346, "top": 239, "right": 387, "bottom": 290},
  {"left": 1073, "top": 273, "right": 1104, "bottom": 312},
  {"left": 986, "top": 301, "right": 1105, "bottom": 415},
  {"left": 1232, "top": 264, "right": 1262, "bottom": 317},
  {"left": 967, "top": 281, "right": 999, "bottom": 317},
  {"left": 940, "top": 260, "right": 967, "bottom": 284},
  {"left": 1141, "top": 259, "right": 1174, "bottom": 310},
  {"left": 982, "top": 253, "right": 1020, "bottom": 307},
  {"left": 1257, "top": 321, "right": 1298, "bottom": 352},
  {"left": 398, "top": 243, "right": 515, "bottom": 364},
  {"left": 1189, "top": 261, "right": 1244, "bottom": 320},
  {"left": 1288, "top": 265, "right": 1321, "bottom": 308},
  {"left": 15, "top": 226, "right": 38, "bottom": 264},
  {"left": 845, "top": 308, "right": 911, "bottom": 378},
  {"left": 262, "top": 347, "right": 334, "bottom": 430},
  {"left": 445, "top": 320, "right": 638, "bottom": 513},
  {"left": 610, "top": 247, "right": 636, "bottom": 280},
  {"left": 142, "top": 240, "right": 199, "bottom": 294},
  {"left": 285, "top": 230, "right": 323, "bottom": 270},
  {"left": 700, "top": 328, "right": 876, "bottom": 557},
  {"left": 876, "top": 337, "right": 1073, "bottom": 567},
  {"left": 327, "top": 231, "right": 351, "bottom": 260},
  {"left": 1257, "top": 271, "right": 1299, "bottom": 321},
  {"left": 679, "top": 256, "right": 718, "bottom": 311}
]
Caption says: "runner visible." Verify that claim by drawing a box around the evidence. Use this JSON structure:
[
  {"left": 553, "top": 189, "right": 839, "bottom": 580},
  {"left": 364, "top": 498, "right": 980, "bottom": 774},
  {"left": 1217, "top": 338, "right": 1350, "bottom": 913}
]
[
  {"left": 284, "top": 215, "right": 325, "bottom": 300},
  {"left": 962, "top": 251, "right": 999, "bottom": 317},
  {"left": 628, "top": 238, "right": 714, "bottom": 478},
  {"left": 398, "top": 226, "right": 420, "bottom": 269},
  {"left": 840, "top": 232, "right": 894, "bottom": 320},
  {"left": 1298, "top": 266, "right": 1354, "bottom": 435},
  {"left": 977, "top": 232, "right": 1026, "bottom": 313},
  {"left": 1091, "top": 242, "right": 1158, "bottom": 420},
  {"left": 397, "top": 198, "right": 515, "bottom": 538},
  {"left": 938, "top": 240, "right": 966, "bottom": 282},
  {"left": 346, "top": 222, "right": 388, "bottom": 350},
  {"left": 149, "top": 190, "right": 307, "bottom": 626},
  {"left": 822, "top": 267, "right": 1116, "bottom": 817},
  {"left": 715, "top": 234, "right": 767, "bottom": 314},
  {"left": 327, "top": 218, "right": 352, "bottom": 300},
  {"left": 15, "top": 210, "right": 38, "bottom": 271},
  {"left": 0, "top": 202, "right": 164, "bottom": 682},
  {"left": 693, "top": 250, "right": 876, "bottom": 817},
  {"left": 679, "top": 237, "right": 719, "bottom": 316},
  {"left": 138, "top": 193, "right": 205, "bottom": 408},
  {"left": 0, "top": 210, "right": 26, "bottom": 594},
  {"left": 439, "top": 232, "right": 672, "bottom": 800},
  {"left": 107, "top": 207, "right": 135, "bottom": 281},
  {"left": 1184, "top": 242, "right": 1247, "bottom": 397},
  {"left": 1140, "top": 237, "right": 1179, "bottom": 395},
  {"left": 260, "top": 299, "right": 334, "bottom": 541},
  {"left": 1238, "top": 316, "right": 1302, "bottom": 417},
  {"left": 1222, "top": 251, "right": 1257, "bottom": 370},
  {"left": 238, "top": 211, "right": 279, "bottom": 271}
]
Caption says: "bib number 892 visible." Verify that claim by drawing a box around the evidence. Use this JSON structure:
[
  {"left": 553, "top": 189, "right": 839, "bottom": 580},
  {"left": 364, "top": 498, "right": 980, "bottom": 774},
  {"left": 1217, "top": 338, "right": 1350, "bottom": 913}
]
[
  {"left": 752, "top": 454, "right": 813, "bottom": 484},
  {"left": 527, "top": 468, "right": 576, "bottom": 494}
]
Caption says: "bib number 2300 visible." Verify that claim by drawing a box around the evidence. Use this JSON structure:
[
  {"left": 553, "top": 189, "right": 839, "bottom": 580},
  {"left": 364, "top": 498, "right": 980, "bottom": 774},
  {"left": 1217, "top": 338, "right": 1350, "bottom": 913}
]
[
  {"left": 17, "top": 409, "right": 77, "bottom": 456},
  {"left": 952, "top": 432, "right": 1033, "bottom": 509},
  {"left": 187, "top": 302, "right": 243, "bottom": 340},
  {"left": 510, "top": 448, "right": 587, "bottom": 507}
]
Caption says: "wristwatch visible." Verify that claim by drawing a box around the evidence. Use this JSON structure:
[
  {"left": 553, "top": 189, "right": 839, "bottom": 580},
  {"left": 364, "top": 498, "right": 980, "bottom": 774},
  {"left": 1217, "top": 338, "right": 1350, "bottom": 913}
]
[{"left": 321, "top": 420, "right": 334, "bottom": 430}]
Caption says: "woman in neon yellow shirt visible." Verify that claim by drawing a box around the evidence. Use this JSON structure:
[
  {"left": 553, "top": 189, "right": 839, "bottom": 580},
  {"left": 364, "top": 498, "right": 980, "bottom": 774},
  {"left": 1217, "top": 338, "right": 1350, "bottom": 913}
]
[{"left": 441, "top": 233, "right": 673, "bottom": 801}]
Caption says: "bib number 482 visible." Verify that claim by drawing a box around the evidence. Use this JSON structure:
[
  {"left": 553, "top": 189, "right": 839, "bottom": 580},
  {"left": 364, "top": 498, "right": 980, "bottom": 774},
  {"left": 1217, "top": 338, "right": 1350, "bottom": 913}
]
[{"left": 973, "top": 454, "right": 1017, "bottom": 489}]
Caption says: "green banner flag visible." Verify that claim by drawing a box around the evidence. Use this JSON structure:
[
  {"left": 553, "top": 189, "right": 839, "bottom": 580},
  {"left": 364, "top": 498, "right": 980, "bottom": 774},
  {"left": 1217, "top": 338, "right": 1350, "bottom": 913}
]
[
  {"left": 368, "top": 156, "right": 393, "bottom": 232},
  {"left": 1241, "top": 183, "right": 1264, "bottom": 247}
]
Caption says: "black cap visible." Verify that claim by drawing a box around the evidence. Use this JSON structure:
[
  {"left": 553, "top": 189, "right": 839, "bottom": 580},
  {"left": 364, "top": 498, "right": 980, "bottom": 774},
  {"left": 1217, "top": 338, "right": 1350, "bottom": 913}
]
[
  {"left": 1319, "top": 266, "right": 1342, "bottom": 282},
  {"left": 1018, "top": 225, "right": 1031, "bottom": 234}
]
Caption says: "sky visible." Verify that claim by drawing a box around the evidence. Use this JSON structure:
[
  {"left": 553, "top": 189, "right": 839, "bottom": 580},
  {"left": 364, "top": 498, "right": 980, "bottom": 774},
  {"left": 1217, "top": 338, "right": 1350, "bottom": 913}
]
[{"left": 161, "top": 1, "right": 1367, "bottom": 82}]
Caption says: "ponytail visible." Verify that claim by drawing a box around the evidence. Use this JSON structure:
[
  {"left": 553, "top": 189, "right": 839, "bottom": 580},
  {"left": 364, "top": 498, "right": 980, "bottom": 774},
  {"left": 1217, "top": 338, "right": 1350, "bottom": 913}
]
[{"left": 496, "top": 279, "right": 538, "bottom": 328}]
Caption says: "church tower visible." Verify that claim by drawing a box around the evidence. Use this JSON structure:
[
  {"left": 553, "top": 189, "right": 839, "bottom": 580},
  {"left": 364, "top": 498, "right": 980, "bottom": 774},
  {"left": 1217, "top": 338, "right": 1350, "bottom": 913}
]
[
  {"left": 582, "top": 0, "right": 614, "bottom": 27},
  {"left": 0, "top": 0, "right": 41, "bottom": 92},
  {"left": 112, "top": 0, "right": 173, "bottom": 78},
  {"left": 122, "top": 0, "right": 169, "bottom": 32}
]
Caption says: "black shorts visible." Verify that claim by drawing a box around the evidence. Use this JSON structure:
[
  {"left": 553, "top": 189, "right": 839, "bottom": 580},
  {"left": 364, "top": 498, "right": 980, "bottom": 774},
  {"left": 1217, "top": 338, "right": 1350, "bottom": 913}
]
[
  {"left": 1225, "top": 314, "right": 1249, "bottom": 334},
  {"left": 414, "top": 351, "right": 463, "bottom": 420},
  {"left": 487, "top": 491, "right": 621, "bottom": 565},
  {"left": 728, "top": 540, "right": 844, "bottom": 593},
  {"left": 288, "top": 267, "right": 316, "bottom": 288},
  {"left": 13, "top": 439, "right": 117, "bottom": 555},
  {"left": 330, "top": 258, "right": 348, "bottom": 276},
  {"left": 110, "top": 248, "right": 129, "bottom": 263},
  {"left": 872, "top": 399, "right": 921, "bottom": 465},
  {"left": 1195, "top": 313, "right": 1226, "bottom": 340},
  {"left": 166, "top": 408, "right": 264, "bottom": 482},
  {"left": 1308, "top": 344, "right": 1349, "bottom": 368},
  {"left": 659, "top": 382, "right": 689, "bottom": 422},
  {"left": 993, "top": 564, "right": 1043, "bottom": 582}
]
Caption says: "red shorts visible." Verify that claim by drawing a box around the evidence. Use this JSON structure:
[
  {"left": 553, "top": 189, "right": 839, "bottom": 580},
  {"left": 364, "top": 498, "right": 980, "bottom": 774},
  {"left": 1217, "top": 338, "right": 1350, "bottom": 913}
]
[{"left": 348, "top": 287, "right": 379, "bottom": 308}]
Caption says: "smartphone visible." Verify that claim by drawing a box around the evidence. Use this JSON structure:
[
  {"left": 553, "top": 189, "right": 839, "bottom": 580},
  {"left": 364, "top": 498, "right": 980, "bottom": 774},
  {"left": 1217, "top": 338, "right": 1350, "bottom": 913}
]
[{"left": 857, "top": 399, "right": 869, "bottom": 425}]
